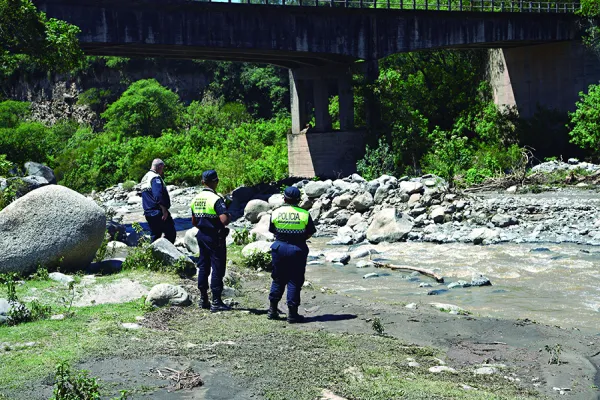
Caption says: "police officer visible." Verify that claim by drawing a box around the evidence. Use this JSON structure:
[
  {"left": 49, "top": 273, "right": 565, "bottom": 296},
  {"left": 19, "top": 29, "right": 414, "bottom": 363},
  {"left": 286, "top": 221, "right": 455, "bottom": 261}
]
[
  {"left": 267, "top": 187, "right": 316, "bottom": 323},
  {"left": 141, "top": 159, "right": 176, "bottom": 243},
  {"left": 190, "top": 170, "right": 231, "bottom": 312}
]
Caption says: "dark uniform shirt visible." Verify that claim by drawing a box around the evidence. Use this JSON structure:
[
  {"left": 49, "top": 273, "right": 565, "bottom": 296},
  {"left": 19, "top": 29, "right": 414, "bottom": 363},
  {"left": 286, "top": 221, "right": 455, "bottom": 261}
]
[{"left": 142, "top": 175, "right": 171, "bottom": 217}]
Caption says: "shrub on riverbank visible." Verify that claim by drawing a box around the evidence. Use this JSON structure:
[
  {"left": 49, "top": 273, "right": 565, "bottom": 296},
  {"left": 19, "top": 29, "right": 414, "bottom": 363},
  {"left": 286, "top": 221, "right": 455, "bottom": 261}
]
[{"left": 0, "top": 80, "right": 290, "bottom": 194}]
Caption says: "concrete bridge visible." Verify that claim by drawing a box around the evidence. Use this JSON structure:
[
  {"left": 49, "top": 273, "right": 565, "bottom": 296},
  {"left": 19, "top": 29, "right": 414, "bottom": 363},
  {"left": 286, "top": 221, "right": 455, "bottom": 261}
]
[{"left": 35, "top": 0, "right": 598, "bottom": 177}]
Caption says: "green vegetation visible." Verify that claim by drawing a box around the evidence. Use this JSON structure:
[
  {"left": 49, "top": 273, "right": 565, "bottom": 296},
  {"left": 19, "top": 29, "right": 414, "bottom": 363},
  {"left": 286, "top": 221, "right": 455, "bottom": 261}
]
[
  {"left": 0, "top": 0, "right": 83, "bottom": 78},
  {"left": 568, "top": 83, "right": 600, "bottom": 156},
  {"left": 241, "top": 250, "right": 273, "bottom": 272}
]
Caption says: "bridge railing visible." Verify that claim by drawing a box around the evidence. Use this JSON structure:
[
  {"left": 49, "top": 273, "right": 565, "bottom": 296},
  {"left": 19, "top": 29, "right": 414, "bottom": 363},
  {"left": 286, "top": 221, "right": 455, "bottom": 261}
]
[{"left": 200, "top": 0, "right": 580, "bottom": 12}]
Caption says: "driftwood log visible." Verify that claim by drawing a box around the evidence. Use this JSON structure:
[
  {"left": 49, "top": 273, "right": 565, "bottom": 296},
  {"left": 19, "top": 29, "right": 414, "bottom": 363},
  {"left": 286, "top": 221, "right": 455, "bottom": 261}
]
[{"left": 373, "top": 262, "right": 444, "bottom": 283}]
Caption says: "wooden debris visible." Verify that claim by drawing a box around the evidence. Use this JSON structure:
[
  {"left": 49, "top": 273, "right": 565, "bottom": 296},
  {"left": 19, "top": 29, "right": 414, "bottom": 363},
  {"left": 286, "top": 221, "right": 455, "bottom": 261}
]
[
  {"left": 148, "top": 366, "right": 204, "bottom": 391},
  {"left": 373, "top": 262, "right": 444, "bottom": 283}
]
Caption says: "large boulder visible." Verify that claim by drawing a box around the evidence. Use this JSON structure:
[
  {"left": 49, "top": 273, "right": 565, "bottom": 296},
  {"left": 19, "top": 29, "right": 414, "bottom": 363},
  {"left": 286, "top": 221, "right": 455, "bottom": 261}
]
[
  {"left": 24, "top": 162, "right": 57, "bottom": 184},
  {"left": 250, "top": 214, "right": 275, "bottom": 241},
  {"left": 0, "top": 185, "right": 106, "bottom": 274},
  {"left": 351, "top": 192, "right": 374, "bottom": 212},
  {"left": 304, "top": 181, "right": 332, "bottom": 198},
  {"left": 244, "top": 199, "right": 271, "bottom": 223},
  {"left": 149, "top": 238, "right": 195, "bottom": 270},
  {"left": 242, "top": 241, "right": 273, "bottom": 257},
  {"left": 366, "top": 208, "right": 414, "bottom": 243},
  {"left": 399, "top": 181, "right": 424, "bottom": 195},
  {"left": 145, "top": 284, "right": 192, "bottom": 307},
  {"left": 184, "top": 227, "right": 200, "bottom": 254},
  {"left": 332, "top": 193, "right": 354, "bottom": 209}
]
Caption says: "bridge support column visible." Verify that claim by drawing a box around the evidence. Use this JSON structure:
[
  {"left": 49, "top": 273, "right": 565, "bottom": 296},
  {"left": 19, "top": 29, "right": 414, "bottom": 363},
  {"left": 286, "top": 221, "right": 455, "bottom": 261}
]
[
  {"left": 290, "top": 70, "right": 309, "bottom": 134},
  {"left": 488, "top": 42, "right": 600, "bottom": 119},
  {"left": 338, "top": 72, "right": 354, "bottom": 131},
  {"left": 288, "top": 64, "right": 364, "bottom": 178},
  {"left": 363, "top": 60, "right": 380, "bottom": 130},
  {"left": 313, "top": 78, "right": 332, "bottom": 131}
]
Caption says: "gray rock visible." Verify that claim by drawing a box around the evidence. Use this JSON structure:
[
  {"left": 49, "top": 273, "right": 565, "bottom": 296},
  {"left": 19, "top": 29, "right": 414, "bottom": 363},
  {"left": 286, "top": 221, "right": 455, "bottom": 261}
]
[
  {"left": 250, "top": 214, "right": 274, "bottom": 241},
  {"left": 407, "top": 193, "right": 422, "bottom": 205},
  {"left": 333, "top": 193, "right": 354, "bottom": 209},
  {"left": 331, "top": 212, "right": 351, "bottom": 226},
  {"left": 491, "top": 214, "right": 518, "bottom": 228},
  {"left": 363, "top": 272, "right": 379, "bottom": 279},
  {"left": 149, "top": 238, "right": 195, "bottom": 270},
  {"left": 471, "top": 274, "right": 492, "bottom": 286},
  {"left": 24, "top": 162, "right": 57, "bottom": 184},
  {"left": 0, "top": 185, "right": 106, "bottom": 274},
  {"left": 356, "top": 260, "right": 375, "bottom": 268},
  {"left": 145, "top": 284, "right": 191, "bottom": 307},
  {"left": 429, "top": 366, "right": 457, "bottom": 373},
  {"left": 429, "top": 206, "right": 446, "bottom": 223},
  {"left": 351, "top": 173, "right": 366, "bottom": 183},
  {"left": 184, "top": 227, "right": 200, "bottom": 254},
  {"left": 367, "top": 209, "right": 414, "bottom": 243},
  {"left": 244, "top": 199, "right": 271, "bottom": 223},
  {"left": 351, "top": 192, "right": 374, "bottom": 212},
  {"left": 304, "top": 181, "right": 332, "bottom": 198},
  {"left": 409, "top": 207, "right": 427, "bottom": 217},
  {"left": 468, "top": 228, "right": 499, "bottom": 245},
  {"left": 298, "top": 195, "right": 314, "bottom": 210},
  {"left": 399, "top": 181, "right": 424, "bottom": 195},
  {"left": 241, "top": 241, "right": 272, "bottom": 257},
  {"left": 474, "top": 367, "right": 498, "bottom": 375},
  {"left": 374, "top": 185, "right": 391, "bottom": 204},
  {"left": 267, "top": 194, "right": 285, "bottom": 208},
  {"left": 0, "top": 299, "right": 26, "bottom": 325},
  {"left": 448, "top": 280, "right": 471, "bottom": 289},
  {"left": 325, "top": 252, "right": 350, "bottom": 264},
  {"left": 366, "top": 180, "right": 380, "bottom": 195},
  {"left": 346, "top": 213, "right": 364, "bottom": 228},
  {"left": 49, "top": 272, "right": 74, "bottom": 284},
  {"left": 8, "top": 176, "right": 49, "bottom": 197}
]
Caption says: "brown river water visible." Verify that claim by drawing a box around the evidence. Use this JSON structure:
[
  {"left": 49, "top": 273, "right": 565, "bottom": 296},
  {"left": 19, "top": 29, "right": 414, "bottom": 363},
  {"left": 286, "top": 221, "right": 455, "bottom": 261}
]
[{"left": 307, "top": 238, "right": 600, "bottom": 333}]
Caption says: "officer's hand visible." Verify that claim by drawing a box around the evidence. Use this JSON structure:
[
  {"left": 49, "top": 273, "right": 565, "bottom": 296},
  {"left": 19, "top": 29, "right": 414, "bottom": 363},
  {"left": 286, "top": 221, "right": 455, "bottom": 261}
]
[{"left": 162, "top": 210, "right": 170, "bottom": 221}]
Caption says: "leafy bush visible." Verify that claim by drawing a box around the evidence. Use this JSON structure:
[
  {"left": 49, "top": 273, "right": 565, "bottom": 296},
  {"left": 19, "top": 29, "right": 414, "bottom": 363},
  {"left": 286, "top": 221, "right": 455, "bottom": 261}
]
[
  {"left": 122, "top": 180, "right": 136, "bottom": 191},
  {"left": 232, "top": 228, "right": 256, "bottom": 246},
  {"left": 101, "top": 79, "right": 183, "bottom": 137},
  {"left": 0, "top": 154, "right": 12, "bottom": 176},
  {"left": 51, "top": 361, "right": 129, "bottom": 400},
  {"left": 241, "top": 251, "right": 272, "bottom": 272},
  {"left": 569, "top": 83, "right": 600, "bottom": 156},
  {"left": 357, "top": 138, "right": 397, "bottom": 180},
  {"left": 76, "top": 88, "right": 113, "bottom": 112},
  {"left": 0, "top": 100, "right": 30, "bottom": 128}
]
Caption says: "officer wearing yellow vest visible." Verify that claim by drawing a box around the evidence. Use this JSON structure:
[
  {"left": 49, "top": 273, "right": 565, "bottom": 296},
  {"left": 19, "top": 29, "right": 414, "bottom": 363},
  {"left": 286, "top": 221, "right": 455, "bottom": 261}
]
[
  {"left": 268, "top": 186, "right": 316, "bottom": 323},
  {"left": 190, "top": 170, "right": 231, "bottom": 312}
]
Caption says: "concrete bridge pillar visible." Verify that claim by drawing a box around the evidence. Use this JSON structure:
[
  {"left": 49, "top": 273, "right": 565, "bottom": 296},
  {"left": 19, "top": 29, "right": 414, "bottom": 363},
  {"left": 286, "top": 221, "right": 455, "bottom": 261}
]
[
  {"left": 288, "top": 64, "right": 366, "bottom": 178},
  {"left": 488, "top": 42, "right": 600, "bottom": 119}
]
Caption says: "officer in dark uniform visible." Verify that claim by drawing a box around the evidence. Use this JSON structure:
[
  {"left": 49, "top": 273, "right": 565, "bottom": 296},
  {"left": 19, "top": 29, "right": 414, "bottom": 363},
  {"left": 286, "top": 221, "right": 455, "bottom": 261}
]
[
  {"left": 267, "top": 187, "right": 316, "bottom": 323},
  {"left": 141, "top": 159, "right": 176, "bottom": 243},
  {"left": 190, "top": 170, "right": 232, "bottom": 312}
]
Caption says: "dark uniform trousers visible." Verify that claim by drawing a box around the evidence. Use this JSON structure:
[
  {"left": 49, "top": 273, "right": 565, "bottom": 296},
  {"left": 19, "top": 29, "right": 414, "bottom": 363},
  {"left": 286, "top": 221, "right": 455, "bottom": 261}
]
[
  {"left": 146, "top": 214, "right": 176, "bottom": 244},
  {"left": 196, "top": 230, "right": 227, "bottom": 296},
  {"left": 269, "top": 241, "right": 309, "bottom": 307}
]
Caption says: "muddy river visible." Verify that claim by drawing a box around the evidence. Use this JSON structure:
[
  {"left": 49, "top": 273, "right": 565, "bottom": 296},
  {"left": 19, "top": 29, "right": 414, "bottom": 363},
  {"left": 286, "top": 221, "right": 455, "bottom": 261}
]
[{"left": 307, "top": 238, "right": 600, "bottom": 332}]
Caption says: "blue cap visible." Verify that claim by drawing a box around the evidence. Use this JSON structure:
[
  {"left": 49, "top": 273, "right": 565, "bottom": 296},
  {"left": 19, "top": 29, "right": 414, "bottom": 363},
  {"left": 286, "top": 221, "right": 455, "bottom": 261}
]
[
  {"left": 284, "top": 186, "right": 301, "bottom": 201},
  {"left": 202, "top": 170, "right": 219, "bottom": 183}
]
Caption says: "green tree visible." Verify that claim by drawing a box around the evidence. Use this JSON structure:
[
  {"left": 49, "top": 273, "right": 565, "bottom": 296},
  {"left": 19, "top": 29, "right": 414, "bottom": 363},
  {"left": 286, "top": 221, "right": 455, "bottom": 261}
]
[
  {"left": 0, "top": 0, "right": 83, "bottom": 77},
  {"left": 101, "top": 79, "right": 183, "bottom": 137},
  {"left": 568, "top": 83, "right": 600, "bottom": 156},
  {"left": 580, "top": 0, "right": 600, "bottom": 51}
]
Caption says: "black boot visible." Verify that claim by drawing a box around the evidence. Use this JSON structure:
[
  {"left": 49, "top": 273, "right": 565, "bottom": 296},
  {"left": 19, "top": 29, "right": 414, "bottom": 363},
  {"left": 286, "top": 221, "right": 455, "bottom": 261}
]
[
  {"left": 199, "top": 290, "right": 210, "bottom": 310},
  {"left": 210, "top": 293, "right": 232, "bottom": 313},
  {"left": 267, "top": 301, "right": 281, "bottom": 320},
  {"left": 287, "top": 306, "right": 304, "bottom": 324}
]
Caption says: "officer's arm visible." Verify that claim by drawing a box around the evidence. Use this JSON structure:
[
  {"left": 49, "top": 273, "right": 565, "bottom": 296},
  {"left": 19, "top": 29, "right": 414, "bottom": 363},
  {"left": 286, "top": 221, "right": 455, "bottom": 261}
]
[
  {"left": 215, "top": 199, "right": 230, "bottom": 226},
  {"left": 191, "top": 209, "right": 198, "bottom": 227},
  {"left": 151, "top": 178, "right": 164, "bottom": 204},
  {"left": 306, "top": 215, "right": 317, "bottom": 240}
]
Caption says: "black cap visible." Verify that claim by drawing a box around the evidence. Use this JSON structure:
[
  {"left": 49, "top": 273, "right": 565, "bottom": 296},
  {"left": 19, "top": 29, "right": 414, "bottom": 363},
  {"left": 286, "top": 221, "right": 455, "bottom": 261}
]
[
  {"left": 283, "top": 186, "right": 301, "bottom": 201},
  {"left": 202, "top": 169, "right": 219, "bottom": 183}
]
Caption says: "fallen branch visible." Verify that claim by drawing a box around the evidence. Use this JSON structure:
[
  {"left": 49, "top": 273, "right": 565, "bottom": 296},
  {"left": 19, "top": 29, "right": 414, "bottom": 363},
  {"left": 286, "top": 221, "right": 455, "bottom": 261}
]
[
  {"left": 373, "top": 262, "right": 444, "bottom": 283},
  {"left": 148, "top": 367, "right": 204, "bottom": 391}
]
